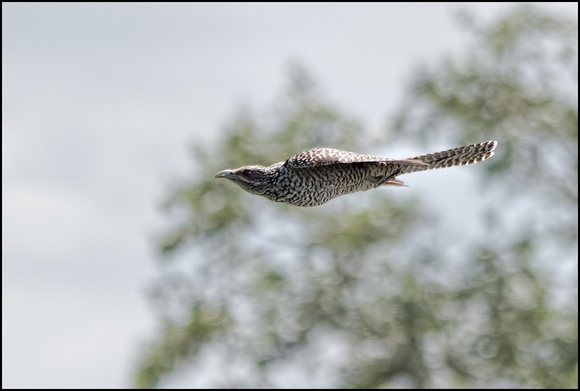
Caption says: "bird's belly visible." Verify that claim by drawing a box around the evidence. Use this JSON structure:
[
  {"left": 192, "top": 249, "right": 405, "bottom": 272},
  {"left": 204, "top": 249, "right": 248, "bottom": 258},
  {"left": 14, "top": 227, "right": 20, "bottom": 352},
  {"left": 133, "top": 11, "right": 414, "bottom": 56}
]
[{"left": 269, "top": 165, "right": 377, "bottom": 207}]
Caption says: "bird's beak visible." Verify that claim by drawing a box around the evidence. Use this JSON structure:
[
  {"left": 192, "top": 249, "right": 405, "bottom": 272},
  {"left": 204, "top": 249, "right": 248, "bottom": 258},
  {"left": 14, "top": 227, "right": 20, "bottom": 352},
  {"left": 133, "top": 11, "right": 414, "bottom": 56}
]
[{"left": 215, "top": 170, "right": 234, "bottom": 179}]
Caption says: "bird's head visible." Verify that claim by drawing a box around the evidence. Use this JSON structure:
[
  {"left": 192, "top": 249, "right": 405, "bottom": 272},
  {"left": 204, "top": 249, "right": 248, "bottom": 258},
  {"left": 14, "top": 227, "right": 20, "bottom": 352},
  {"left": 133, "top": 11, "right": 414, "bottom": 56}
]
[{"left": 215, "top": 164, "right": 279, "bottom": 196}]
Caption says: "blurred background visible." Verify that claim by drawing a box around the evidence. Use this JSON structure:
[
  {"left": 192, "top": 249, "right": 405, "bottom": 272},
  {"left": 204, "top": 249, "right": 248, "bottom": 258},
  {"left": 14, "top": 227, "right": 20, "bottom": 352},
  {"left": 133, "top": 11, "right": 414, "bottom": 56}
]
[{"left": 3, "top": 3, "right": 577, "bottom": 388}]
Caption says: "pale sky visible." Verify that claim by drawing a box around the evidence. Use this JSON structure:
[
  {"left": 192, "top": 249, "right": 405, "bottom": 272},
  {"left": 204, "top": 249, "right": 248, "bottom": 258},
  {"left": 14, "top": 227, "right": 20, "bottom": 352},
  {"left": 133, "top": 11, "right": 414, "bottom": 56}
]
[{"left": 3, "top": 3, "right": 577, "bottom": 388}]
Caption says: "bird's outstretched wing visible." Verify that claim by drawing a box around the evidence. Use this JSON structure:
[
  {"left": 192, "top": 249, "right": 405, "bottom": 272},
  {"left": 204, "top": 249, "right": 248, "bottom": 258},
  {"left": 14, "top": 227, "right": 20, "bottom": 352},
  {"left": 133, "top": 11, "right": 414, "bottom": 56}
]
[{"left": 284, "top": 148, "right": 427, "bottom": 169}]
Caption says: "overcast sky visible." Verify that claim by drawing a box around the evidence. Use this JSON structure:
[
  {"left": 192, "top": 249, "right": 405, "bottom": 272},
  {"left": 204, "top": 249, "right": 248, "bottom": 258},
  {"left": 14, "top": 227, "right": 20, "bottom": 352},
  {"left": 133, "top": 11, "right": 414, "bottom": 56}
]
[{"left": 3, "top": 3, "right": 577, "bottom": 388}]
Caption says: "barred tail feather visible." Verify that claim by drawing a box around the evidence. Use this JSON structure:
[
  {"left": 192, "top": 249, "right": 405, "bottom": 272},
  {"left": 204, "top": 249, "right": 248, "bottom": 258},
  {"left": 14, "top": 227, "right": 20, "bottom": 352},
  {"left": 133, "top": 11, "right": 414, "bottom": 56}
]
[{"left": 398, "top": 140, "right": 497, "bottom": 175}]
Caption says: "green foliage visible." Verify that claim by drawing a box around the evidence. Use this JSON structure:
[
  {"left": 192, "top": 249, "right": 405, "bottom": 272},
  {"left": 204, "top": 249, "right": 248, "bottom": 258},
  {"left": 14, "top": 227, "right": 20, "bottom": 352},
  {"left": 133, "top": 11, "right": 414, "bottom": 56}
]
[
  {"left": 135, "top": 303, "right": 230, "bottom": 389},
  {"left": 136, "top": 6, "right": 577, "bottom": 389}
]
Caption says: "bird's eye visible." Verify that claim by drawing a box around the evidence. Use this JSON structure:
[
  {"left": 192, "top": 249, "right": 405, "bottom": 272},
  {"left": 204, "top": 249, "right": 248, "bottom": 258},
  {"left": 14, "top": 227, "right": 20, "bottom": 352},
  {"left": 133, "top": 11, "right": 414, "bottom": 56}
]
[{"left": 241, "top": 169, "right": 254, "bottom": 179}]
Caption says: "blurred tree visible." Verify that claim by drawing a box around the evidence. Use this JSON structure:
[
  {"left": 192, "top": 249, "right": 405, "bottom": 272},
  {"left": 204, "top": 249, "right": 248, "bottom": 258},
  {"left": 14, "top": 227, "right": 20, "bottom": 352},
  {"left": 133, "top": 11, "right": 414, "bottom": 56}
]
[{"left": 135, "top": 5, "right": 577, "bottom": 389}]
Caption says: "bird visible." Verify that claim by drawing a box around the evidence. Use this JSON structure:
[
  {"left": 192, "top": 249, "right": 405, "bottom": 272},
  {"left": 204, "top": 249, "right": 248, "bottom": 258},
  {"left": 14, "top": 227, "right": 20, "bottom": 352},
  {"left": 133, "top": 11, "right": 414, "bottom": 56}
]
[{"left": 215, "top": 140, "right": 497, "bottom": 207}]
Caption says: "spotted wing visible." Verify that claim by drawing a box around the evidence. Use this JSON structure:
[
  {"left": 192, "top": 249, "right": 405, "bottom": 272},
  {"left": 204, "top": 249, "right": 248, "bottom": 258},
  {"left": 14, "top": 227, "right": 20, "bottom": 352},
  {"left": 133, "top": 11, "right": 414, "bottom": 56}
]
[{"left": 285, "top": 148, "right": 425, "bottom": 168}]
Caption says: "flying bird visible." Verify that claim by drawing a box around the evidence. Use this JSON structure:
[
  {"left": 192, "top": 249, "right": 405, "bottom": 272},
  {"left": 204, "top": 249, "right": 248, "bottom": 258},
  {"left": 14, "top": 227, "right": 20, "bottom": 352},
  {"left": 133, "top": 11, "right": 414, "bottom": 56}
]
[{"left": 215, "top": 140, "right": 497, "bottom": 207}]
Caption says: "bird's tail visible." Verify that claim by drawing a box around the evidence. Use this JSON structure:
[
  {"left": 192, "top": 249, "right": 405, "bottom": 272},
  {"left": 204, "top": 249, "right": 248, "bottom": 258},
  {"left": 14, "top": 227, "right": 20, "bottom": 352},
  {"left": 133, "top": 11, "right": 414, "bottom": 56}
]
[{"left": 396, "top": 140, "right": 497, "bottom": 176}]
